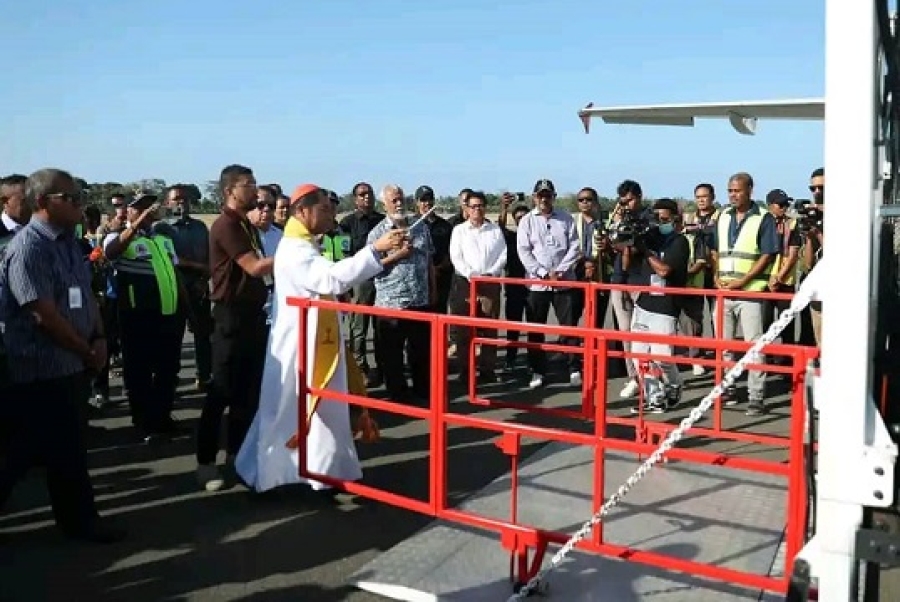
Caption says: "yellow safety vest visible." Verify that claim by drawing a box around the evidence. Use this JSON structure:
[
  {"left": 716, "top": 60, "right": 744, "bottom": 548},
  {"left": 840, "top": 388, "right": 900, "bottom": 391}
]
[
  {"left": 771, "top": 217, "right": 798, "bottom": 287},
  {"left": 118, "top": 234, "right": 179, "bottom": 315},
  {"left": 685, "top": 235, "right": 706, "bottom": 289},
  {"left": 321, "top": 233, "right": 350, "bottom": 262},
  {"left": 716, "top": 211, "right": 771, "bottom": 292}
]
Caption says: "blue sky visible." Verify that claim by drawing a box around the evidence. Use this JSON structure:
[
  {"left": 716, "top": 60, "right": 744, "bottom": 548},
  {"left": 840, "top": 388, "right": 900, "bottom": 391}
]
[{"left": 2, "top": 0, "right": 824, "bottom": 199}]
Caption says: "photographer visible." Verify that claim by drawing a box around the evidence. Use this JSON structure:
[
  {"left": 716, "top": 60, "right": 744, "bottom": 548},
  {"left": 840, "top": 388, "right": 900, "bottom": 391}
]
[
  {"left": 623, "top": 198, "right": 690, "bottom": 414},
  {"left": 607, "top": 179, "right": 655, "bottom": 398},
  {"left": 763, "top": 189, "right": 801, "bottom": 348},
  {"left": 800, "top": 168, "right": 824, "bottom": 346}
]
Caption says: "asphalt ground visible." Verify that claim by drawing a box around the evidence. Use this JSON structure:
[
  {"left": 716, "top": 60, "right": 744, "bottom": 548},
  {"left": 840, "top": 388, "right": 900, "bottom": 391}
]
[{"left": 0, "top": 304, "right": 800, "bottom": 602}]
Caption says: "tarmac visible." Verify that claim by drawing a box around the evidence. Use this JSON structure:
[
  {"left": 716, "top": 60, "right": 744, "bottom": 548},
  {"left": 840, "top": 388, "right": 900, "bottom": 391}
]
[{"left": 0, "top": 319, "right": 799, "bottom": 602}]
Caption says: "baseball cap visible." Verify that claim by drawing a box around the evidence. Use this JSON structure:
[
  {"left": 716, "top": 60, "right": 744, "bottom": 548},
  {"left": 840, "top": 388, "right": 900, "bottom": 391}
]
[
  {"left": 765, "top": 189, "right": 792, "bottom": 207},
  {"left": 290, "top": 184, "right": 321, "bottom": 204},
  {"left": 128, "top": 190, "right": 158, "bottom": 209},
  {"left": 533, "top": 179, "right": 556, "bottom": 194},
  {"left": 414, "top": 185, "right": 435, "bottom": 201}
]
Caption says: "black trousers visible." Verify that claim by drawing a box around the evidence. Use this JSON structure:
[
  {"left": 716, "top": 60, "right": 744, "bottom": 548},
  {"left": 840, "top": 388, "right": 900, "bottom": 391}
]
[
  {"left": 197, "top": 304, "right": 268, "bottom": 465},
  {"left": 525, "top": 289, "right": 580, "bottom": 375},
  {"left": 177, "top": 283, "right": 213, "bottom": 384},
  {"left": 375, "top": 306, "right": 431, "bottom": 398},
  {"left": 120, "top": 309, "right": 182, "bottom": 433},
  {"left": 504, "top": 285, "right": 528, "bottom": 363},
  {"left": 0, "top": 373, "right": 98, "bottom": 533},
  {"left": 348, "top": 280, "right": 379, "bottom": 373}
]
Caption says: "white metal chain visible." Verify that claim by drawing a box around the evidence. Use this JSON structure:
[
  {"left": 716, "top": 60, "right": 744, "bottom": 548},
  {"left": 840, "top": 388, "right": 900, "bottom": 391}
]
[{"left": 505, "top": 280, "right": 818, "bottom": 600}]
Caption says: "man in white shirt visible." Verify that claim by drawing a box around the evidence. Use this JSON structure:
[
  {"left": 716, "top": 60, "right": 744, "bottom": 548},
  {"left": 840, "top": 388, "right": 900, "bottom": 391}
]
[
  {"left": 0, "top": 174, "right": 31, "bottom": 236},
  {"left": 449, "top": 191, "right": 507, "bottom": 382}
]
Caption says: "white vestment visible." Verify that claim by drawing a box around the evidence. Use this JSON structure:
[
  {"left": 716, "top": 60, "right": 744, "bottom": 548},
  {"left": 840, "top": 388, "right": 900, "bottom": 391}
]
[{"left": 236, "top": 235, "right": 383, "bottom": 492}]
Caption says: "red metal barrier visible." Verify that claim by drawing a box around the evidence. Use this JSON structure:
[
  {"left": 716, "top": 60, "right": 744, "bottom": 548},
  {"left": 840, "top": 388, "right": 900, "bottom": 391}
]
[
  {"left": 466, "top": 275, "right": 817, "bottom": 450},
  {"left": 287, "top": 292, "right": 815, "bottom": 596}
]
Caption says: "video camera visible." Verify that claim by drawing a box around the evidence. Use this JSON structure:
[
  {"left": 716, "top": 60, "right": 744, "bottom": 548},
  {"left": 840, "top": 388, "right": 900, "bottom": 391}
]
[
  {"left": 607, "top": 208, "right": 660, "bottom": 248},
  {"left": 794, "top": 199, "right": 823, "bottom": 233}
]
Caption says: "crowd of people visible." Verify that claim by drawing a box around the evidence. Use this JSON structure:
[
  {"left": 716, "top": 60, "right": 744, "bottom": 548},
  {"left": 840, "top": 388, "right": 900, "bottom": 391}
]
[{"left": 0, "top": 165, "right": 825, "bottom": 543}]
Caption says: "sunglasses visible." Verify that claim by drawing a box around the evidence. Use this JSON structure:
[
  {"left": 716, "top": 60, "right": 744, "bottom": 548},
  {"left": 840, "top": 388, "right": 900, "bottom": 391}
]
[
  {"left": 47, "top": 192, "right": 84, "bottom": 206},
  {"left": 577, "top": 197, "right": 594, "bottom": 203},
  {"left": 468, "top": 203, "right": 486, "bottom": 209},
  {"left": 808, "top": 185, "right": 824, "bottom": 192}
]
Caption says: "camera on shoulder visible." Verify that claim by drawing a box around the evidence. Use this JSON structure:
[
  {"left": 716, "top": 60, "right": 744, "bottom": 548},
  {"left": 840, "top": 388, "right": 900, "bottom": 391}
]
[
  {"left": 794, "top": 198, "right": 823, "bottom": 233},
  {"left": 607, "top": 209, "right": 659, "bottom": 248}
]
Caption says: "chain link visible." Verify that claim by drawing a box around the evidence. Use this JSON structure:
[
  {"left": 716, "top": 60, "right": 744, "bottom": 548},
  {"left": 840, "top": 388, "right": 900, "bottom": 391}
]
[{"left": 506, "top": 283, "right": 816, "bottom": 600}]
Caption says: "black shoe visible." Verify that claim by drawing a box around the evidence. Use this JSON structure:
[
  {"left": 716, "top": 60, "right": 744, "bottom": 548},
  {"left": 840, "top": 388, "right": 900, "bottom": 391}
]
[
  {"left": 63, "top": 519, "right": 126, "bottom": 544},
  {"left": 746, "top": 400, "right": 767, "bottom": 416}
]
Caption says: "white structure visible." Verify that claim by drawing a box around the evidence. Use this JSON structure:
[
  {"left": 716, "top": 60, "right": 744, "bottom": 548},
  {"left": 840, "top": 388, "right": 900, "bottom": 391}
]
[{"left": 578, "top": 2, "right": 899, "bottom": 600}]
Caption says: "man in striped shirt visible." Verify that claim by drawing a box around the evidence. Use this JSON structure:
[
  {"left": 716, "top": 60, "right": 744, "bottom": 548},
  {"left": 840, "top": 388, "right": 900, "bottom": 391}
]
[{"left": 0, "top": 168, "right": 124, "bottom": 543}]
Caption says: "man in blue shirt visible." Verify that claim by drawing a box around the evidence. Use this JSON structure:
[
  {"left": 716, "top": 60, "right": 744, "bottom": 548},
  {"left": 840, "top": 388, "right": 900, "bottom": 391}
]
[
  {"left": 0, "top": 168, "right": 123, "bottom": 543},
  {"left": 516, "top": 179, "right": 582, "bottom": 389}
]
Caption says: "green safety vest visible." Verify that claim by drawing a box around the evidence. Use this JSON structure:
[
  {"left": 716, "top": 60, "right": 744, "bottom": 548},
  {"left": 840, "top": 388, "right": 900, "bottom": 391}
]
[
  {"left": 685, "top": 234, "right": 706, "bottom": 289},
  {"left": 117, "top": 233, "right": 179, "bottom": 315},
  {"left": 321, "top": 233, "right": 350, "bottom": 262},
  {"left": 715, "top": 211, "right": 772, "bottom": 292}
]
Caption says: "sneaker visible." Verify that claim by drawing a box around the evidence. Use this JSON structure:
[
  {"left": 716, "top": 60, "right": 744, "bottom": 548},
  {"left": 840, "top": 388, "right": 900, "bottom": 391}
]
[
  {"left": 630, "top": 398, "right": 668, "bottom": 415},
  {"left": 692, "top": 365, "right": 705, "bottom": 376},
  {"left": 746, "top": 399, "right": 766, "bottom": 416},
  {"left": 197, "top": 464, "right": 224, "bottom": 492},
  {"left": 619, "top": 379, "right": 639, "bottom": 399},
  {"left": 569, "top": 372, "right": 583, "bottom": 387},
  {"left": 722, "top": 387, "right": 739, "bottom": 406},
  {"left": 665, "top": 385, "right": 682, "bottom": 407},
  {"left": 528, "top": 373, "right": 544, "bottom": 389}
]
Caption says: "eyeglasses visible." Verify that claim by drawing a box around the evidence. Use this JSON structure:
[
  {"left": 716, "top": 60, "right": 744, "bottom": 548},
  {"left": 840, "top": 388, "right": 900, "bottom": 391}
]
[{"left": 46, "top": 192, "right": 84, "bottom": 206}]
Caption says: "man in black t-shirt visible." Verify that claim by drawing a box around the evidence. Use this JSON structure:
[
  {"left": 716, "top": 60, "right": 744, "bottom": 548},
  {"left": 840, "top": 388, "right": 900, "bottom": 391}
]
[{"left": 626, "top": 198, "right": 690, "bottom": 414}]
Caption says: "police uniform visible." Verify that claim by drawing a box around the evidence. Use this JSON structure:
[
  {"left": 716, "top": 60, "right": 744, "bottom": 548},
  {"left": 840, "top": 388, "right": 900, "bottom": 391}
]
[{"left": 103, "top": 211, "right": 183, "bottom": 438}]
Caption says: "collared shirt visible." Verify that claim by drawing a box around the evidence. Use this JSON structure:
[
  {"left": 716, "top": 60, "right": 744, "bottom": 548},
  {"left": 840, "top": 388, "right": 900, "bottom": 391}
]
[
  {"left": 516, "top": 208, "right": 581, "bottom": 291},
  {"left": 0, "top": 216, "right": 99, "bottom": 383},
  {"left": 209, "top": 207, "right": 269, "bottom": 310},
  {"left": 339, "top": 210, "right": 386, "bottom": 256},
  {"left": 155, "top": 216, "right": 210, "bottom": 278},
  {"left": 1, "top": 212, "right": 24, "bottom": 235},
  {"left": 367, "top": 217, "right": 434, "bottom": 309},
  {"left": 449, "top": 220, "right": 507, "bottom": 279},
  {"left": 258, "top": 226, "right": 283, "bottom": 258}
]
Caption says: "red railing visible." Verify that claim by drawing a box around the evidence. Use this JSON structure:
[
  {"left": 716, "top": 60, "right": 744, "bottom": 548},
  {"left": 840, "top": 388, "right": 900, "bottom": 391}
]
[{"left": 287, "top": 281, "right": 816, "bottom": 596}]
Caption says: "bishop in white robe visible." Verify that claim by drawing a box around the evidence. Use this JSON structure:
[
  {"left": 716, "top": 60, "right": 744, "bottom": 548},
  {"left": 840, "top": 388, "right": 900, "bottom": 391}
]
[{"left": 236, "top": 184, "right": 408, "bottom": 492}]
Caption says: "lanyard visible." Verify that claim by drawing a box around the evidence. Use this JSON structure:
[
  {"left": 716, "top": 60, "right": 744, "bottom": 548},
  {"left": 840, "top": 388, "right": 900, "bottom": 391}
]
[{"left": 240, "top": 221, "right": 264, "bottom": 257}]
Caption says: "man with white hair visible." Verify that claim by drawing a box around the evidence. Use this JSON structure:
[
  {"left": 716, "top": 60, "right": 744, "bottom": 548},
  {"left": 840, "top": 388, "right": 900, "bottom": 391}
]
[{"left": 367, "top": 184, "right": 436, "bottom": 403}]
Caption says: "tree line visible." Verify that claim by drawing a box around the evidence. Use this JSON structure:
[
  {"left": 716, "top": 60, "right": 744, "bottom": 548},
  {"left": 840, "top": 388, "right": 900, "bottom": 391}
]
[{"left": 76, "top": 178, "right": 784, "bottom": 216}]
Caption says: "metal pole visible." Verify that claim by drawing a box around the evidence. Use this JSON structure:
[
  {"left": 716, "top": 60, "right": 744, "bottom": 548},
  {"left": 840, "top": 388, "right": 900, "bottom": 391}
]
[{"left": 815, "top": 1, "right": 880, "bottom": 600}]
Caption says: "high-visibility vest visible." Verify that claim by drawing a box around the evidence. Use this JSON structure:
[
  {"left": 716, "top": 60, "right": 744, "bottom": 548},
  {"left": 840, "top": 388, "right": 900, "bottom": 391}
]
[
  {"left": 771, "top": 217, "right": 798, "bottom": 286},
  {"left": 321, "top": 233, "right": 350, "bottom": 262},
  {"left": 716, "top": 211, "right": 772, "bottom": 292},
  {"left": 685, "top": 234, "right": 706, "bottom": 289},
  {"left": 116, "top": 233, "right": 179, "bottom": 315}
]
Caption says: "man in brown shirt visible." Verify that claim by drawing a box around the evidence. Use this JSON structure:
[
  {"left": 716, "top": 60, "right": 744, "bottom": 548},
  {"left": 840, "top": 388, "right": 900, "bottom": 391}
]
[{"left": 197, "top": 164, "right": 274, "bottom": 492}]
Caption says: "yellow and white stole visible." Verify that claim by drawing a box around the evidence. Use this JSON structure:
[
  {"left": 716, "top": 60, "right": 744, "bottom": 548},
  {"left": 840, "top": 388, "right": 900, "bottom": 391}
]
[{"left": 283, "top": 217, "right": 379, "bottom": 446}]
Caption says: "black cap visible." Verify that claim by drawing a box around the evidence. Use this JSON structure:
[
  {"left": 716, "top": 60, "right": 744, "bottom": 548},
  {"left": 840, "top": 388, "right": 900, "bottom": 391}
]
[
  {"left": 414, "top": 185, "right": 435, "bottom": 201},
  {"left": 533, "top": 179, "right": 555, "bottom": 194},
  {"left": 128, "top": 190, "right": 158, "bottom": 209},
  {"left": 765, "top": 189, "right": 792, "bottom": 207}
]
